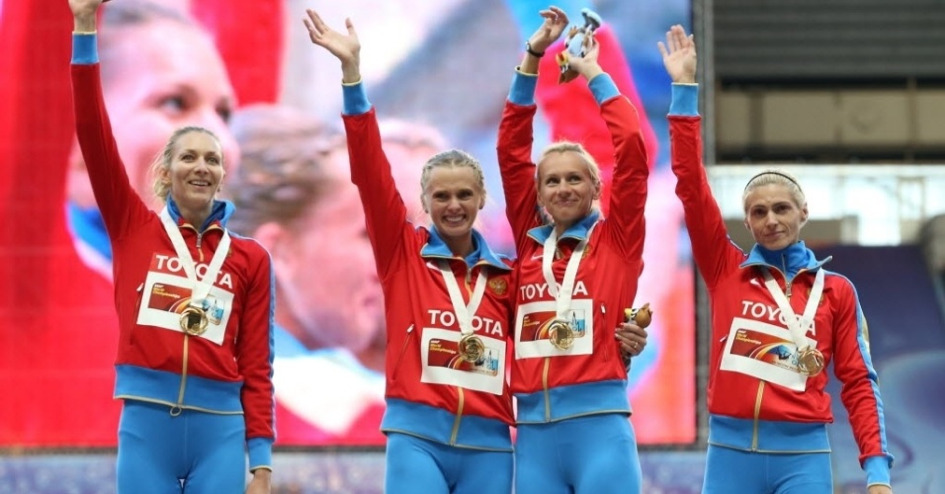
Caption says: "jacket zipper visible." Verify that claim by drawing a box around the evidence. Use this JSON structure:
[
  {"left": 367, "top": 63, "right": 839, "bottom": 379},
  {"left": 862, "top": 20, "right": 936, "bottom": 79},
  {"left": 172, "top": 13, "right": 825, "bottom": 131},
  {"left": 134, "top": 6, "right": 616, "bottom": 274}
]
[
  {"left": 175, "top": 226, "right": 204, "bottom": 411},
  {"left": 779, "top": 253, "right": 811, "bottom": 299},
  {"left": 195, "top": 231, "right": 205, "bottom": 263},
  {"left": 169, "top": 223, "right": 222, "bottom": 416},
  {"left": 450, "top": 387, "right": 465, "bottom": 444},
  {"left": 449, "top": 261, "right": 471, "bottom": 444},
  {"left": 191, "top": 223, "right": 224, "bottom": 263},
  {"left": 171, "top": 335, "right": 190, "bottom": 416},
  {"left": 751, "top": 381, "right": 765, "bottom": 450},
  {"left": 753, "top": 257, "right": 814, "bottom": 446},
  {"left": 542, "top": 357, "right": 552, "bottom": 421}
]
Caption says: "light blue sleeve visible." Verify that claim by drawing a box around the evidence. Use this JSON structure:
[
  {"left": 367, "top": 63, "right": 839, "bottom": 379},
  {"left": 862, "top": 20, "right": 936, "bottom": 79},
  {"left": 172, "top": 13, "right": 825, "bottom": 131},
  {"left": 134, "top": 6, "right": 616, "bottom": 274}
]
[
  {"left": 342, "top": 81, "right": 371, "bottom": 115},
  {"left": 669, "top": 83, "right": 699, "bottom": 116},
  {"left": 72, "top": 33, "right": 98, "bottom": 64}
]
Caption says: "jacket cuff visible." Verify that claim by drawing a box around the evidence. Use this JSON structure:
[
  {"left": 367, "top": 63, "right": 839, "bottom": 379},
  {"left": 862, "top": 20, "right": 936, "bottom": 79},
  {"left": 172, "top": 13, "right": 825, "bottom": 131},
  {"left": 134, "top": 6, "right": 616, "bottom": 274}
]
[
  {"left": 588, "top": 73, "right": 619, "bottom": 106},
  {"left": 72, "top": 33, "right": 99, "bottom": 65},
  {"left": 509, "top": 69, "right": 538, "bottom": 106},
  {"left": 863, "top": 455, "right": 892, "bottom": 487},
  {"left": 247, "top": 437, "right": 274, "bottom": 472},
  {"left": 342, "top": 81, "right": 371, "bottom": 115},
  {"left": 669, "top": 83, "right": 699, "bottom": 116}
]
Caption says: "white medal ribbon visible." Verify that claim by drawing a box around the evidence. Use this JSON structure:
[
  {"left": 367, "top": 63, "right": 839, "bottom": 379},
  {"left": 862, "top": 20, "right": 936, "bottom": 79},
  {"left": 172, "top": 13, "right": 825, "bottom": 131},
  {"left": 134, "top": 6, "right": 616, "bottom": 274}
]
[
  {"left": 542, "top": 223, "right": 596, "bottom": 320},
  {"left": 159, "top": 207, "right": 231, "bottom": 308},
  {"left": 437, "top": 261, "right": 488, "bottom": 337},
  {"left": 761, "top": 267, "right": 825, "bottom": 353}
]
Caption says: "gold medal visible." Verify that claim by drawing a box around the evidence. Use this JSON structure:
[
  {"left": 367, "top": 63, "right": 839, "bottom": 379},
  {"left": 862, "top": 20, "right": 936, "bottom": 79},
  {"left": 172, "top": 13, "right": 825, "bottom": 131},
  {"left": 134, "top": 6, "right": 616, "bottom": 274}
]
[
  {"left": 458, "top": 334, "right": 485, "bottom": 363},
  {"left": 180, "top": 306, "right": 209, "bottom": 336},
  {"left": 796, "top": 347, "right": 825, "bottom": 376},
  {"left": 548, "top": 319, "right": 574, "bottom": 350}
]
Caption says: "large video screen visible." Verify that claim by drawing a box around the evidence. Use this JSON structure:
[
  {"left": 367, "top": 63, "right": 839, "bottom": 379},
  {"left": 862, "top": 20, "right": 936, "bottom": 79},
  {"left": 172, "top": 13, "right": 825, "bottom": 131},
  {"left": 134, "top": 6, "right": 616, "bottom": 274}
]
[{"left": 0, "top": 0, "right": 695, "bottom": 448}]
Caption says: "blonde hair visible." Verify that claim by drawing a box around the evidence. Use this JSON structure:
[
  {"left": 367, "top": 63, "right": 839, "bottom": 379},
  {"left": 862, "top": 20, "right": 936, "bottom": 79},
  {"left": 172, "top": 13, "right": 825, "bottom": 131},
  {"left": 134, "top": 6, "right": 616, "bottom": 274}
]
[
  {"left": 536, "top": 141, "right": 602, "bottom": 188},
  {"left": 149, "top": 126, "right": 223, "bottom": 201},
  {"left": 742, "top": 169, "right": 806, "bottom": 213},
  {"left": 419, "top": 149, "right": 486, "bottom": 211}
]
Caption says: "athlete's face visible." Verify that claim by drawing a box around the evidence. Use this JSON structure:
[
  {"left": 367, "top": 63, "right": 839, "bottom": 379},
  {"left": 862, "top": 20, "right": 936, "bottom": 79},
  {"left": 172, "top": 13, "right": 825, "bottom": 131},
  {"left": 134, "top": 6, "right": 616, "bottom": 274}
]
[
  {"left": 423, "top": 166, "right": 485, "bottom": 252},
  {"left": 743, "top": 184, "right": 808, "bottom": 251},
  {"left": 537, "top": 151, "right": 600, "bottom": 231},
  {"left": 71, "top": 20, "right": 239, "bottom": 210},
  {"left": 162, "top": 131, "right": 224, "bottom": 216}
]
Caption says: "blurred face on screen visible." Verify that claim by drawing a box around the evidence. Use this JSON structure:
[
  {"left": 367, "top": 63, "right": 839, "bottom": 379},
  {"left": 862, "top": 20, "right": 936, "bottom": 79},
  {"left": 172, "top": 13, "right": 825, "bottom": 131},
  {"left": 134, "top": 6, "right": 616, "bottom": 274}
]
[
  {"left": 276, "top": 151, "right": 383, "bottom": 353},
  {"left": 69, "top": 19, "right": 238, "bottom": 209}
]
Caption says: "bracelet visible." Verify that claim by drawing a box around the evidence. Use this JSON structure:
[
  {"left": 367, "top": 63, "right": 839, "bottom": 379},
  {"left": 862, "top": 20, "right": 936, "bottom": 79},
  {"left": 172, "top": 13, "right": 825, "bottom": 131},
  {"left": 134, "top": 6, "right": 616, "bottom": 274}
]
[{"left": 525, "top": 41, "right": 545, "bottom": 58}]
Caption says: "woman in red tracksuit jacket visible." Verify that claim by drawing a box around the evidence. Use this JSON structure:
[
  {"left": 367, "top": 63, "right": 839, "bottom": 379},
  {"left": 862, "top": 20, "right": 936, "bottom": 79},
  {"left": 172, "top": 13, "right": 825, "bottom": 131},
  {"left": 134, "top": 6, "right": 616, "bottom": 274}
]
[
  {"left": 660, "top": 25, "right": 894, "bottom": 494},
  {"left": 303, "top": 9, "right": 518, "bottom": 494},
  {"left": 497, "top": 7, "right": 649, "bottom": 494},
  {"left": 69, "top": 1, "right": 275, "bottom": 492}
]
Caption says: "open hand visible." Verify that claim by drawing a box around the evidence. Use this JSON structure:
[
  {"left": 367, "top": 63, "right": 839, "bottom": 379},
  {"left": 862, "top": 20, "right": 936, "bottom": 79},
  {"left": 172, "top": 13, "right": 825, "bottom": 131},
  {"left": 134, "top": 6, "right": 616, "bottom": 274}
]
[
  {"left": 303, "top": 9, "right": 361, "bottom": 83},
  {"left": 658, "top": 24, "right": 697, "bottom": 84},
  {"left": 527, "top": 6, "right": 569, "bottom": 54}
]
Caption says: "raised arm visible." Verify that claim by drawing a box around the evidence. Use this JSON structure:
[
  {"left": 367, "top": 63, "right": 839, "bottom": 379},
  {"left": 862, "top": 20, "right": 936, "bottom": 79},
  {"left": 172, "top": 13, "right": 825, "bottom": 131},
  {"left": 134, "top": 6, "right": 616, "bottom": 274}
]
[
  {"left": 572, "top": 32, "right": 648, "bottom": 260},
  {"left": 303, "top": 9, "right": 408, "bottom": 280},
  {"left": 497, "top": 7, "right": 569, "bottom": 251},
  {"left": 660, "top": 25, "right": 740, "bottom": 288},
  {"left": 69, "top": 0, "right": 151, "bottom": 241}
]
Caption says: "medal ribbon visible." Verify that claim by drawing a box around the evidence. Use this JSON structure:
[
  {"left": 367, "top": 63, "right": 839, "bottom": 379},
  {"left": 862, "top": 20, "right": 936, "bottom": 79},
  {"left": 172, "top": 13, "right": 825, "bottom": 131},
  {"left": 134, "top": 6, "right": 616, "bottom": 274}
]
[
  {"left": 541, "top": 223, "right": 596, "bottom": 320},
  {"left": 438, "top": 261, "right": 488, "bottom": 337},
  {"left": 159, "top": 207, "right": 231, "bottom": 308},
  {"left": 761, "top": 267, "right": 825, "bottom": 353}
]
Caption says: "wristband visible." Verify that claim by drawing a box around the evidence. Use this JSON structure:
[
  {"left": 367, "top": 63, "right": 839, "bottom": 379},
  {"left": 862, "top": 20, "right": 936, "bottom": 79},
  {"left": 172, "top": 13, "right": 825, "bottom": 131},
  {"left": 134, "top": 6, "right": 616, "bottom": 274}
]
[{"left": 525, "top": 41, "right": 545, "bottom": 58}]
